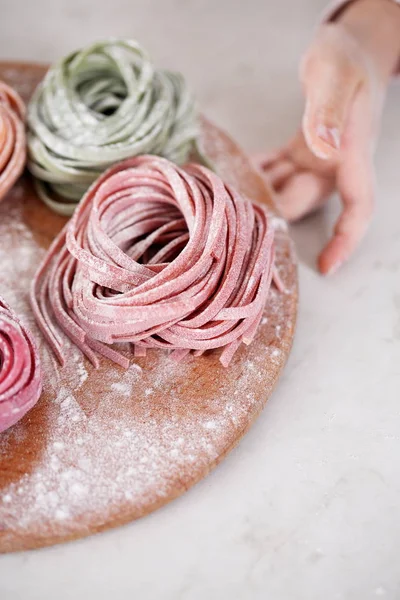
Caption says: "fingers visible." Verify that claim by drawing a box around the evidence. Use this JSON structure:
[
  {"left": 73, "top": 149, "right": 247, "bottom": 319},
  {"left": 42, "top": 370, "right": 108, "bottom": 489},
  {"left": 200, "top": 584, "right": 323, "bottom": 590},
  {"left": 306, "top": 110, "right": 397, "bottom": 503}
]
[
  {"left": 300, "top": 24, "right": 365, "bottom": 161},
  {"left": 266, "top": 159, "right": 297, "bottom": 190},
  {"left": 255, "top": 133, "right": 335, "bottom": 221},
  {"left": 318, "top": 155, "right": 374, "bottom": 275},
  {"left": 318, "top": 152, "right": 374, "bottom": 274},
  {"left": 252, "top": 150, "right": 283, "bottom": 171},
  {"left": 318, "top": 88, "right": 375, "bottom": 275},
  {"left": 277, "top": 172, "right": 334, "bottom": 222},
  {"left": 280, "top": 130, "right": 335, "bottom": 176}
]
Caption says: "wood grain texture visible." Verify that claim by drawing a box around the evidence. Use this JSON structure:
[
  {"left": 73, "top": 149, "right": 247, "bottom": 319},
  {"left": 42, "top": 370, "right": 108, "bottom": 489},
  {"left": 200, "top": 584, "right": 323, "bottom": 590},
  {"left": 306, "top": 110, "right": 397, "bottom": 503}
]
[{"left": 0, "top": 62, "right": 298, "bottom": 553}]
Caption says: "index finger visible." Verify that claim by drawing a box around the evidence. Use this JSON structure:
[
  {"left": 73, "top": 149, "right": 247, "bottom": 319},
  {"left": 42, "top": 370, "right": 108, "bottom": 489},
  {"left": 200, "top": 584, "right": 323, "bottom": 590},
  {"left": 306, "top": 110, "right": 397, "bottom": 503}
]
[{"left": 318, "top": 87, "right": 375, "bottom": 274}]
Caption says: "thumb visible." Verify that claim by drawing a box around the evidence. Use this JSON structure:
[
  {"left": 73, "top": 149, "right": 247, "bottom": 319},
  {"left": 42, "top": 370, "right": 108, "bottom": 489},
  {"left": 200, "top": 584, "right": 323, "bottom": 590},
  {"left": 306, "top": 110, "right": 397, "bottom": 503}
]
[{"left": 300, "top": 25, "right": 365, "bottom": 161}]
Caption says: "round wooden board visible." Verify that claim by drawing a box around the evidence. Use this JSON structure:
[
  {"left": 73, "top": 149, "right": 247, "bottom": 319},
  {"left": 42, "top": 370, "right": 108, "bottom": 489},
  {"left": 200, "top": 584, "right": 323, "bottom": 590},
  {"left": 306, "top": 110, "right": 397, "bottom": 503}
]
[{"left": 0, "top": 62, "right": 298, "bottom": 553}]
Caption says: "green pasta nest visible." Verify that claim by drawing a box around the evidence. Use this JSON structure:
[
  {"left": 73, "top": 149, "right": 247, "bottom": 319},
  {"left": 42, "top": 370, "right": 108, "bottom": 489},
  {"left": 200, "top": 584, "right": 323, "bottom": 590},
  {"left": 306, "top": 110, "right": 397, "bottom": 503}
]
[{"left": 27, "top": 38, "right": 199, "bottom": 215}]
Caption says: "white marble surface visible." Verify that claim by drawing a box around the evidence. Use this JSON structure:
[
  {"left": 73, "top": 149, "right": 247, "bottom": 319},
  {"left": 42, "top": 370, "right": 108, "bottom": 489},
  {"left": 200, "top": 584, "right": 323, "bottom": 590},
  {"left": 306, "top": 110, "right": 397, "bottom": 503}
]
[{"left": 1, "top": 1, "right": 400, "bottom": 598}]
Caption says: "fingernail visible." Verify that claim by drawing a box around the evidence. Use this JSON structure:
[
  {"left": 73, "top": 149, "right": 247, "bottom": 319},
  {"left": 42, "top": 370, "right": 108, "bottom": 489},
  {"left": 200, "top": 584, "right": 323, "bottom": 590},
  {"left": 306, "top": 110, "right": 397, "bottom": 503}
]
[
  {"left": 326, "top": 259, "right": 343, "bottom": 276},
  {"left": 316, "top": 124, "right": 340, "bottom": 151}
]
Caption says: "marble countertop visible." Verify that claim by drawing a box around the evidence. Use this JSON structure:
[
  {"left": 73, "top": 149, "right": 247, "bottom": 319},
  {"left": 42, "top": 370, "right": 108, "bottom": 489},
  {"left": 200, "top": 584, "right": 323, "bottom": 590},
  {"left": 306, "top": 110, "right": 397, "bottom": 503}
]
[{"left": 1, "top": 0, "right": 400, "bottom": 598}]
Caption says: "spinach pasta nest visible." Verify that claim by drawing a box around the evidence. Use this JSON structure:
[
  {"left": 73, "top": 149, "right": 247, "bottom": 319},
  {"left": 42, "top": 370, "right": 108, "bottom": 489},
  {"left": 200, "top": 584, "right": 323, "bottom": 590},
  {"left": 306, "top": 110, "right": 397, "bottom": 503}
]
[{"left": 27, "top": 38, "right": 199, "bottom": 215}]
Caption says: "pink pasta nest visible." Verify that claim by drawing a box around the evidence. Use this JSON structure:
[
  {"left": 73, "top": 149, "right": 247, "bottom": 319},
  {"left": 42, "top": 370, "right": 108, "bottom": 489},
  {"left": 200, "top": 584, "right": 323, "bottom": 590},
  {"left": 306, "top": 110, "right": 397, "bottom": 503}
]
[
  {"left": 31, "top": 155, "right": 278, "bottom": 368},
  {"left": 0, "top": 297, "right": 43, "bottom": 433},
  {"left": 0, "top": 82, "right": 26, "bottom": 201}
]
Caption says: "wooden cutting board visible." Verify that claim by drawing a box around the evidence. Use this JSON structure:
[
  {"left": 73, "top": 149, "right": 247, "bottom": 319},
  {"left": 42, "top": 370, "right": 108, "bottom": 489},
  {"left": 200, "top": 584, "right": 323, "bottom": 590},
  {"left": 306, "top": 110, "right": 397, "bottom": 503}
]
[{"left": 0, "top": 62, "right": 298, "bottom": 553}]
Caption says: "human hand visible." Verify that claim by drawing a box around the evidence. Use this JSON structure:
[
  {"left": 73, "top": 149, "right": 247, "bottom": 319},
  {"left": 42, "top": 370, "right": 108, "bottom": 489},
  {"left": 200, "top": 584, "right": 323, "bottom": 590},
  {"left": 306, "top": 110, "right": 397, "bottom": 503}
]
[{"left": 257, "top": 0, "right": 400, "bottom": 274}]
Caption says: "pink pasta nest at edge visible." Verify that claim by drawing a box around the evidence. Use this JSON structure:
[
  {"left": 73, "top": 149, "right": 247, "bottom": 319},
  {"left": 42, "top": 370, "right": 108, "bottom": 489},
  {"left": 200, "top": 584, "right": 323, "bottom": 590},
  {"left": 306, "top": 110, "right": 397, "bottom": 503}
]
[
  {"left": 0, "top": 82, "right": 26, "bottom": 202},
  {"left": 0, "top": 297, "right": 43, "bottom": 433}
]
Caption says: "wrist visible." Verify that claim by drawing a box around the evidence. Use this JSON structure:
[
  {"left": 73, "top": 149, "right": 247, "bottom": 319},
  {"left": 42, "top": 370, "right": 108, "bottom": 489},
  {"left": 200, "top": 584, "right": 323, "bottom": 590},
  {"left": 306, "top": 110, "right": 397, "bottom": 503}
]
[{"left": 337, "top": 0, "right": 400, "bottom": 81}]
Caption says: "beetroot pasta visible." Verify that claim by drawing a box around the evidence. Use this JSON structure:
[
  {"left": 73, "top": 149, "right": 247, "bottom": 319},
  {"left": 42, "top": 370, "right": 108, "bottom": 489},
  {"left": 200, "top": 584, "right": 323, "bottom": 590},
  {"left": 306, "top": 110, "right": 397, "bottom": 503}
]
[
  {"left": 31, "top": 156, "right": 276, "bottom": 368},
  {"left": 0, "top": 82, "right": 26, "bottom": 202},
  {"left": 0, "top": 297, "right": 42, "bottom": 433}
]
